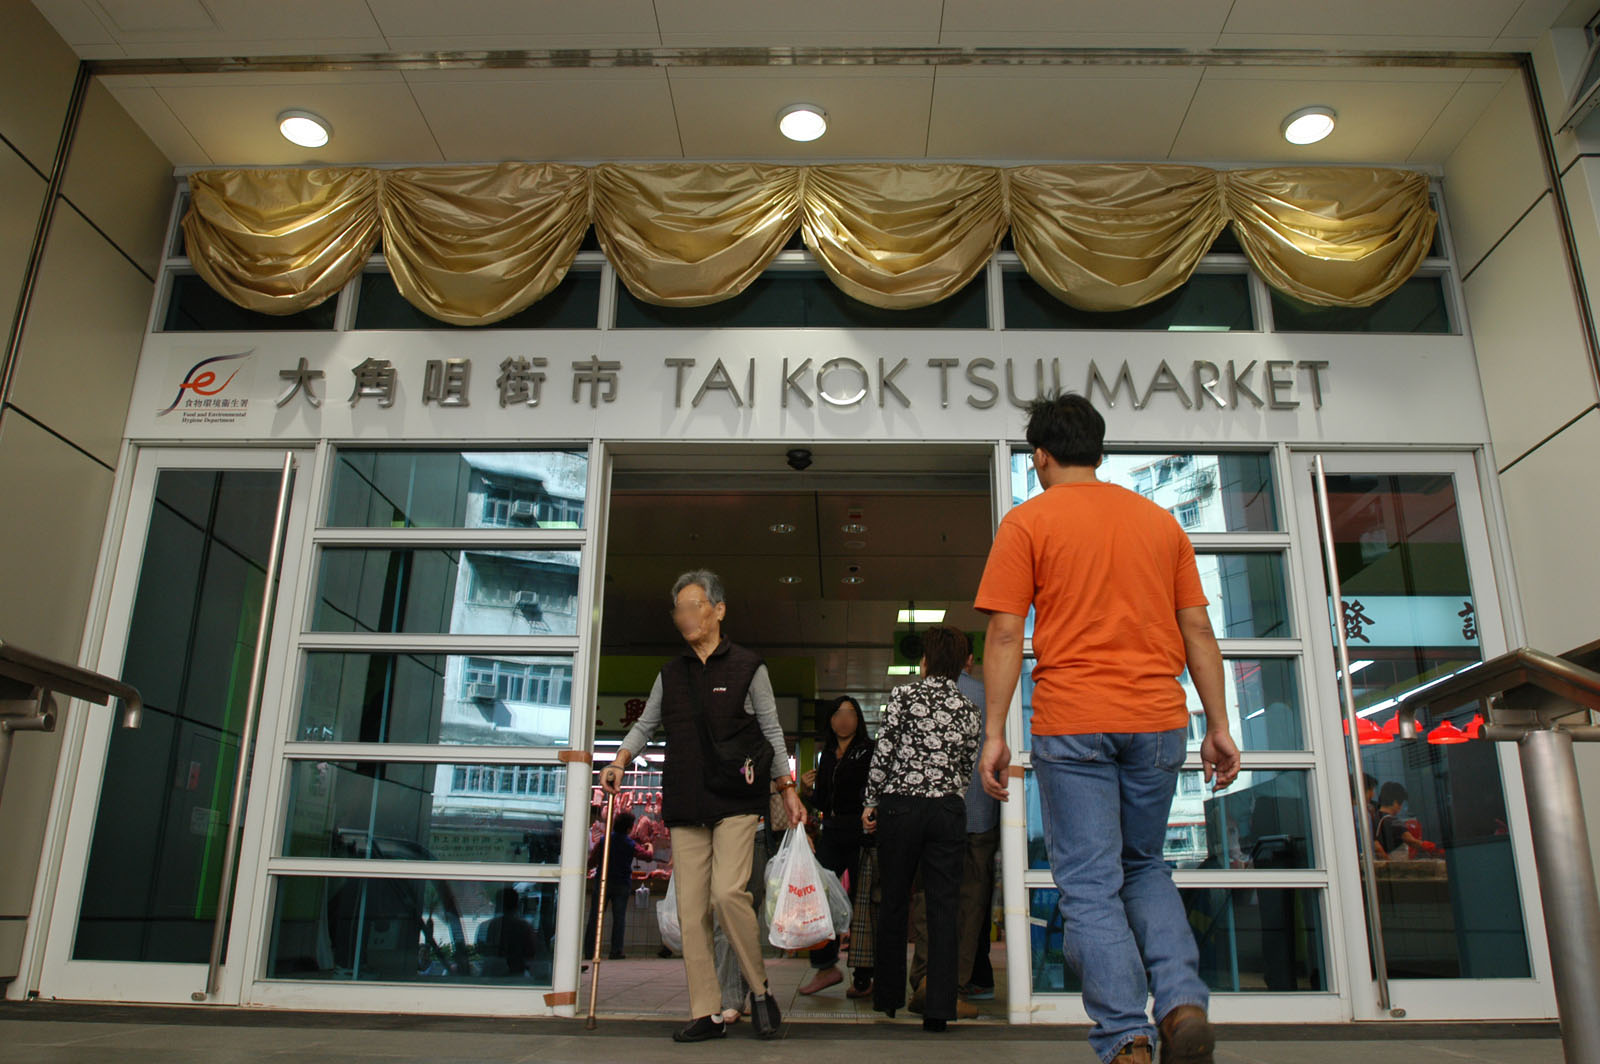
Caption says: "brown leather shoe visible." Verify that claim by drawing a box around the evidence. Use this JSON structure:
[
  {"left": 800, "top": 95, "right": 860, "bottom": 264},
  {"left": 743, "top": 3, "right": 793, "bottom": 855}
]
[
  {"left": 1115, "top": 1036, "right": 1153, "bottom": 1063},
  {"left": 955, "top": 998, "right": 980, "bottom": 1020},
  {"left": 1158, "top": 1006, "right": 1215, "bottom": 1064}
]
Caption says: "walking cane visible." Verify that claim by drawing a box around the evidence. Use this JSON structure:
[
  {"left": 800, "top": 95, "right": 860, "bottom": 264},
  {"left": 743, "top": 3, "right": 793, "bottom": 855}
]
[{"left": 585, "top": 789, "right": 618, "bottom": 1031}]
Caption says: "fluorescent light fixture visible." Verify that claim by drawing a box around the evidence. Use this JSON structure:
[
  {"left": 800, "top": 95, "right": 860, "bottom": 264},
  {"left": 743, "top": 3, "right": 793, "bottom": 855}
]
[
  {"left": 1168, "top": 325, "right": 1231, "bottom": 332},
  {"left": 897, "top": 608, "right": 946, "bottom": 623},
  {"left": 1281, "top": 106, "right": 1336, "bottom": 145},
  {"left": 278, "top": 109, "right": 331, "bottom": 147},
  {"left": 768, "top": 522, "right": 796, "bottom": 534},
  {"left": 778, "top": 103, "right": 828, "bottom": 142},
  {"left": 886, "top": 665, "right": 918, "bottom": 675},
  {"left": 1245, "top": 707, "right": 1267, "bottom": 721}
]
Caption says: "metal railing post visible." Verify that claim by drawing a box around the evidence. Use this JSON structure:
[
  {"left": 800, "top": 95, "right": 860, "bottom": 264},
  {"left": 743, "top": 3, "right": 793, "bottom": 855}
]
[{"left": 1517, "top": 728, "right": 1600, "bottom": 1064}]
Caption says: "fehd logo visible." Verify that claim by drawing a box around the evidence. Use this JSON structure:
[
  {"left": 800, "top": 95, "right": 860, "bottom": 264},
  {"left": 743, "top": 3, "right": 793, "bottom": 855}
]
[{"left": 159, "top": 351, "right": 252, "bottom": 423}]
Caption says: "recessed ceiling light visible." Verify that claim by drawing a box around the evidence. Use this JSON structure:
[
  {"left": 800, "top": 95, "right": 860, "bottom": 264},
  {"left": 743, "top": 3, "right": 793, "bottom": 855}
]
[
  {"left": 769, "top": 522, "right": 796, "bottom": 534},
  {"left": 841, "top": 575, "right": 864, "bottom": 585},
  {"left": 278, "top": 109, "right": 331, "bottom": 148},
  {"left": 897, "top": 609, "right": 946, "bottom": 623},
  {"left": 886, "top": 665, "right": 918, "bottom": 675},
  {"left": 1281, "top": 106, "right": 1336, "bottom": 145},
  {"left": 778, "top": 104, "right": 827, "bottom": 142},
  {"left": 841, "top": 522, "right": 867, "bottom": 534},
  {"left": 778, "top": 575, "right": 802, "bottom": 585}
]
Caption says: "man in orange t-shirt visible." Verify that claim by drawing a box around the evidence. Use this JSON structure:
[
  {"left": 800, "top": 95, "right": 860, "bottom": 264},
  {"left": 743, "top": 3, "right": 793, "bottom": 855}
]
[{"left": 974, "top": 394, "right": 1239, "bottom": 1064}]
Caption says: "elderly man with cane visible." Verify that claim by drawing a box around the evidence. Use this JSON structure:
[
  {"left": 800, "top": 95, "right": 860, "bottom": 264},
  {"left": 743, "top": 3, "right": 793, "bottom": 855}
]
[
  {"left": 599, "top": 569, "right": 804, "bottom": 1043},
  {"left": 975, "top": 395, "right": 1240, "bottom": 1064}
]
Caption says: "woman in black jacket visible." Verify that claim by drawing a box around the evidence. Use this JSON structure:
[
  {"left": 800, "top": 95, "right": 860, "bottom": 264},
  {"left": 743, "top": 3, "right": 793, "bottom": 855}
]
[{"left": 798, "top": 694, "right": 876, "bottom": 998}]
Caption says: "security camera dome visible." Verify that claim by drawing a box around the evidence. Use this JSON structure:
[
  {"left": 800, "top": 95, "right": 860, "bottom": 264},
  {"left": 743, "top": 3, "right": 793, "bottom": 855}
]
[{"left": 786, "top": 448, "right": 813, "bottom": 471}]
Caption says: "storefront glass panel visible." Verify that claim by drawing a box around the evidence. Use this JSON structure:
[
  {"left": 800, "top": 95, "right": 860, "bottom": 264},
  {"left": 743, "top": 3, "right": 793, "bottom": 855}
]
[
  {"left": 311, "top": 548, "right": 581, "bottom": 636},
  {"left": 282, "top": 761, "right": 566, "bottom": 864},
  {"left": 267, "top": 877, "right": 558, "bottom": 985},
  {"left": 1029, "top": 887, "right": 1327, "bottom": 993},
  {"left": 328, "top": 450, "right": 588, "bottom": 530},
  {"left": 294, "top": 652, "right": 574, "bottom": 746}
]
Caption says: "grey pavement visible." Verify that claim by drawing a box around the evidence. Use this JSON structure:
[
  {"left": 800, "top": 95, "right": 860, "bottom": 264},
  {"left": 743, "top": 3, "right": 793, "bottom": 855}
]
[{"left": 0, "top": 1005, "right": 1565, "bottom": 1064}]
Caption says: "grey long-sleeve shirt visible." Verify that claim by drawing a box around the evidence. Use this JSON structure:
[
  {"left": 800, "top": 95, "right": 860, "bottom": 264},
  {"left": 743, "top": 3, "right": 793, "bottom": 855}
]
[{"left": 618, "top": 665, "right": 790, "bottom": 780}]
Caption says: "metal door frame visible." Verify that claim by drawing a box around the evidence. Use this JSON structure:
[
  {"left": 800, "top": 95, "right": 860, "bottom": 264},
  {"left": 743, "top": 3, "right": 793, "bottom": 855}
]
[{"left": 32, "top": 445, "right": 312, "bottom": 1005}]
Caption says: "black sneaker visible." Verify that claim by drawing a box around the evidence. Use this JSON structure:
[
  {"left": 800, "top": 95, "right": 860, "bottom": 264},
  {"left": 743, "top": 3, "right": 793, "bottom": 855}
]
[
  {"left": 749, "top": 987, "right": 782, "bottom": 1039},
  {"left": 672, "top": 1016, "right": 726, "bottom": 1043}
]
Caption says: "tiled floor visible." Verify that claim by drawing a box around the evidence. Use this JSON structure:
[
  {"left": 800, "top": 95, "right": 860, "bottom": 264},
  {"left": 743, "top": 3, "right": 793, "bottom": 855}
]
[
  {"left": 0, "top": 1007, "right": 1565, "bottom": 1064},
  {"left": 580, "top": 944, "right": 1012, "bottom": 1023}
]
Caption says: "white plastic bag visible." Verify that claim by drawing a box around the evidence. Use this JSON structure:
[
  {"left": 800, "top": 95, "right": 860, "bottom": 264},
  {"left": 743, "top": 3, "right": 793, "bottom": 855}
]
[
  {"left": 822, "top": 865, "right": 851, "bottom": 934},
  {"left": 766, "top": 828, "right": 835, "bottom": 951},
  {"left": 657, "top": 875, "right": 682, "bottom": 953}
]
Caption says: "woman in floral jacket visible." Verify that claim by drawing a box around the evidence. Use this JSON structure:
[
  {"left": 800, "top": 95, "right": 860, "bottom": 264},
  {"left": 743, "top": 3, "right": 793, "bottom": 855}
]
[{"left": 861, "top": 624, "right": 981, "bottom": 1032}]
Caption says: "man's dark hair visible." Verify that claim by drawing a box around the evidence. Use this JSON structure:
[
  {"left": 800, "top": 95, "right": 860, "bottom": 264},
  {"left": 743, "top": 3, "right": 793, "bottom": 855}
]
[
  {"left": 1025, "top": 393, "right": 1105, "bottom": 467},
  {"left": 1377, "top": 781, "right": 1408, "bottom": 807},
  {"left": 921, "top": 624, "right": 970, "bottom": 681}
]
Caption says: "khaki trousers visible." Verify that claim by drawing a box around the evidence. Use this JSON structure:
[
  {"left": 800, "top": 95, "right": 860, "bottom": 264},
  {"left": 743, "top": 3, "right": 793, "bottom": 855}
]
[{"left": 672, "top": 814, "right": 766, "bottom": 1019}]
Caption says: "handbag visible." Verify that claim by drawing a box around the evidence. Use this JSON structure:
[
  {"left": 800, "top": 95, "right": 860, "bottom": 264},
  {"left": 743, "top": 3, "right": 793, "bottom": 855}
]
[{"left": 688, "top": 678, "right": 774, "bottom": 800}]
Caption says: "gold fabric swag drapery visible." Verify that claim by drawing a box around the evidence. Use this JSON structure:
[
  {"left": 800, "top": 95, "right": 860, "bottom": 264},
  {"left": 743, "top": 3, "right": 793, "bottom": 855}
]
[{"left": 181, "top": 163, "right": 1437, "bottom": 325}]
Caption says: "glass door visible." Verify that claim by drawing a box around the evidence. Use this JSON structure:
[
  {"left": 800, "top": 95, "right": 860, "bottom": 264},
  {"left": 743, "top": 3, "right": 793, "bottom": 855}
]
[
  {"left": 1294, "top": 451, "right": 1554, "bottom": 1021},
  {"left": 39, "top": 448, "right": 310, "bottom": 1004}
]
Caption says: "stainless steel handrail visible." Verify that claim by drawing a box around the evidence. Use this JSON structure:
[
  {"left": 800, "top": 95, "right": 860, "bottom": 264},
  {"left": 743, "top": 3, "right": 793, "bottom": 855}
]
[
  {"left": 0, "top": 639, "right": 143, "bottom": 802},
  {"left": 1311, "top": 456, "right": 1397, "bottom": 1014},
  {"left": 195, "top": 451, "right": 296, "bottom": 1002},
  {"left": 1392, "top": 641, "right": 1600, "bottom": 1064}
]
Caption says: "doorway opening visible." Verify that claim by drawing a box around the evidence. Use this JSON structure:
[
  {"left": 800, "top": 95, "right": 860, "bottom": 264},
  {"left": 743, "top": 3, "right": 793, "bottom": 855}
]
[{"left": 580, "top": 442, "right": 1009, "bottom": 1022}]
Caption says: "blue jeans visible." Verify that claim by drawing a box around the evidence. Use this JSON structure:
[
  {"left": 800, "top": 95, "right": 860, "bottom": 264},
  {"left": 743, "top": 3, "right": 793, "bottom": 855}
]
[{"left": 1033, "top": 729, "right": 1208, "bottom": 1063}]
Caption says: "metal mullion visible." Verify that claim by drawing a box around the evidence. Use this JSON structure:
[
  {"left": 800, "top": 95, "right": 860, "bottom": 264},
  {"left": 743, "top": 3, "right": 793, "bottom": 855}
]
[
  {"left": 1217, "top": 638, "right": 1302, "bottom": 655},
  {"left": 1020, "top": 868, "right": 1329, "bottom": 890},
  {"left": 281, "top": 742, "right": 569, "bottom": 764},
  {"left": 1171, "top": 869, "right": 1328, "bottom": 889},
  {"left": 295, "top": 633, "right": 579, "bottom": 654},
  {"left": 268, "top": 858, "right": 564, "bottom": 881},
  {"left": 1189, "top": 533, "right": 1291, "bottom": 551},
  {"left": 312, "top": 527, "right": 586, "bottom": 550}
]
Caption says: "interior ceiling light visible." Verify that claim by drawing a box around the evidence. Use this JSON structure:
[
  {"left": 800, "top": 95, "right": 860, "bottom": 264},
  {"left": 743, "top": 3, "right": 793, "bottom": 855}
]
[
  {"left": 778, "top": 575, "right": 802, "bottom": 585},
  {"left": 897, "top": 608, "right": 946, "bottom": 623},
  {"left": 886, "top": 665, "right": 918, "bottom": 676},
  {"left": 278, "top": 109, "right": 331, "bottom": 148},
  {"left": 768, "top": 522, "right": 796, "bottom": 534},
  {"left": 841, "top": 522, "right": 867, "bottom": 534},
  {"left": 1281, "top": 106, "right": 1336, "bottom": 145},
  {"left": 778, "top": 103, "right": 828, "bottom": 142},
  {"left": 841, "top": 575, "right": 864, "bottom": 585}
]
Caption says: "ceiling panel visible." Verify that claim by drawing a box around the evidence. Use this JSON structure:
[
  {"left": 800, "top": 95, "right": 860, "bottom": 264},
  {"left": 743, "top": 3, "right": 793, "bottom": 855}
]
[
  {"left": 1408, "top": 81, "right": 1510, "bottom": 163},
  {"left": 928, "top": 67, "right": 1202, "bottom": 161},
  {"left": 938, "top": 0, "right": 1233, "bottom": 43},
  {"left": 149, "top": 75, "right": 444, "bottom": 164},
  {"left": 101, "top": 82, "right": 210, "bottom": 164},
  {"left": 369, "top": 0, "right": 662, "bottom": 50},
  {"left": 405, "top": 69, "right": 682, "bottom": 161},
  {"left": 655, "top": 0, "right": 942, "bottom": 47},
  {"left": 1170, "top": 73, "right": 1460, "bottom": 164},
  {"left": 35, "top": 0, "right": 389, "bottom": 56},
  {"left": 667, "top": 67, "right": 936, "bottom": 159},
  {"left": 1220, "top": 0, "right": 1527, "bottom": 41}
]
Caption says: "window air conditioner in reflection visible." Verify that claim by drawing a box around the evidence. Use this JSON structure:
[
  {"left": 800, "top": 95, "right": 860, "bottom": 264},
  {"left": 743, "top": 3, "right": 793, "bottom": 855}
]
[
  {"left": 514, "top": 591, "right": 540, "bottom": 608},
  {"left": 511, "top": 500, "right": 537, "bottom": 518},
  {"left": 466, "top": 682, "right": 497, "bottom": 701}
]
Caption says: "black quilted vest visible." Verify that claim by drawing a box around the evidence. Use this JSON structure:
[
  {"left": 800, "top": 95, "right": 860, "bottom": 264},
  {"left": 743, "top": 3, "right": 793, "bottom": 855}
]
[{"left": 657, "top": 639, "right": 768, "bottom": 826}]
